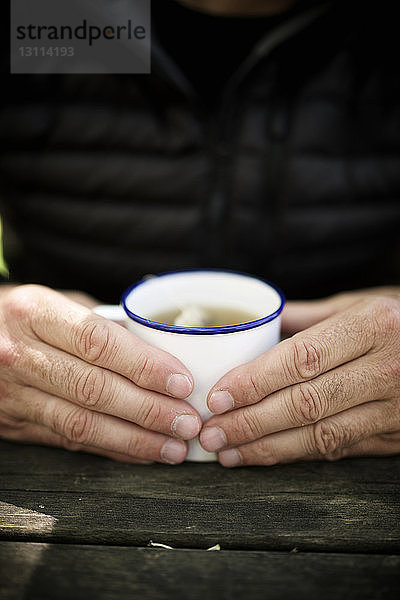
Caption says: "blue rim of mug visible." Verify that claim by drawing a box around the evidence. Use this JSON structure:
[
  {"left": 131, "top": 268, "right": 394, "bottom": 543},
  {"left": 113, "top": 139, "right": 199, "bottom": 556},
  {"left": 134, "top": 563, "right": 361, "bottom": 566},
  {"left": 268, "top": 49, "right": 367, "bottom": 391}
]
[{"left": 120, "top": 269, "right": 285, "bottom": 335}]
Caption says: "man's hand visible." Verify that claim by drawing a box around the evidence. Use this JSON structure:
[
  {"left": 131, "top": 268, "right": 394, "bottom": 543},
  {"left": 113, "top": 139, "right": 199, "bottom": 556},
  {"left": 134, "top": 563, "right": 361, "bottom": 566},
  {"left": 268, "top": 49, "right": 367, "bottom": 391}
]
[
  {"left": 0, "top": 285, "right": 200, "bottom": 464},
  {"left": 199, "top": 288, "right": 400, "bottom": 466}
]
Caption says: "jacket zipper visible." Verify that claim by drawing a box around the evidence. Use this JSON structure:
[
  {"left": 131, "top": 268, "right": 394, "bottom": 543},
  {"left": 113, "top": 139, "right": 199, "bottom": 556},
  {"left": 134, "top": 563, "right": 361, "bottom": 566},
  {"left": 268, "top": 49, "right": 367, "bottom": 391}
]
[{"left": 151, "top": 3, "right": 330, "bottom": 266}]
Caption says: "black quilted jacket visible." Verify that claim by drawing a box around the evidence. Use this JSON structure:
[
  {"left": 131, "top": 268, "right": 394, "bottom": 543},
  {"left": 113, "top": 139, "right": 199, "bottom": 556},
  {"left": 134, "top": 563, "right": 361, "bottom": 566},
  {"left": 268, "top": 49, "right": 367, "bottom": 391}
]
[{"left": 1, "top": 1, "right": 399, "bottom": 303}]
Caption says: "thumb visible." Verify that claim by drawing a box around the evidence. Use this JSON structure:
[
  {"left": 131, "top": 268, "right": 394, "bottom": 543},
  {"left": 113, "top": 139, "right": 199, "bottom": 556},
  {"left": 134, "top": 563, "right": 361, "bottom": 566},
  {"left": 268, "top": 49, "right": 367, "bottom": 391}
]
[
  {"left": 281, "top": 288, "right": 399, "bottom": 336},
  {"left": 281, "top": 295, "right": 357, "bottom": 335},
  {"left": 281, "top": 300, "right": 334, "bottom": 336}
]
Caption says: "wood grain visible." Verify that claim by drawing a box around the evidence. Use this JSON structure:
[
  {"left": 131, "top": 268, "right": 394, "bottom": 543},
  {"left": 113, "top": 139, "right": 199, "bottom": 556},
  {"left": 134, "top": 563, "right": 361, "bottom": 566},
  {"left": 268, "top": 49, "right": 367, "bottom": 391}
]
[
  {"left": 1, "top": 542, "right": 400, "bottom": 600},
  {"left": 1, "top": 442, "right": 400, "bottom": 552}
]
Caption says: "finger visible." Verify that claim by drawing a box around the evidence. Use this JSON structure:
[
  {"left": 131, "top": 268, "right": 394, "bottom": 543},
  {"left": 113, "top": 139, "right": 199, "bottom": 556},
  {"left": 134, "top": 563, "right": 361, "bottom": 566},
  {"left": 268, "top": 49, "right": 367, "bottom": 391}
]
[
  {"left": 207, "top": 298, "right": 380, "bottom": 414},
  {"left": 6, "top": 339, "right": 201, "bottom": 440},
  {"left": 337, "top": 432, "right": 400, "bottom": 458},
  {"left": 281, "top": 299, "right": 338, "bottom": 336},
  {"left": 59, "top": 290, "right": 99, "bottom": 309},
  {"left": 282, "top": 287, "right": 400, "bottom": 336},
  {"left": 217, "top": 398, "right": 399, "bottom": 466},
  {"left": 0, "top": 419, "right": 153, "bottom": 464},
  {"left": 6, "top": 285, "right": 193, "bottom": 399},
  {"left": 6, "top": 385, "right": 189, "bottom": 465},
  {"left": 200, "top": 353, "right": 391, "bottom": 452}
]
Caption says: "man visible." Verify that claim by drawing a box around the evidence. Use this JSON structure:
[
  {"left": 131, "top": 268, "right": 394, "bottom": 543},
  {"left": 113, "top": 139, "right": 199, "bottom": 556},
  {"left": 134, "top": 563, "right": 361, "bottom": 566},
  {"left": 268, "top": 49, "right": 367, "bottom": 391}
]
[{"left": 0, "top": 0, "right": 399, "bottom": 466}]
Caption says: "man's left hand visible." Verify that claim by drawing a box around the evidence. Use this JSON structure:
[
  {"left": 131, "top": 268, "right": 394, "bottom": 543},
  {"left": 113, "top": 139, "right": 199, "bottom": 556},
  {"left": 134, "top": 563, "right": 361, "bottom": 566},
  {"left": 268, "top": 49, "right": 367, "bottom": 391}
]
[{"left": 199, "top": 288, "right": 400, "bottom": 466}]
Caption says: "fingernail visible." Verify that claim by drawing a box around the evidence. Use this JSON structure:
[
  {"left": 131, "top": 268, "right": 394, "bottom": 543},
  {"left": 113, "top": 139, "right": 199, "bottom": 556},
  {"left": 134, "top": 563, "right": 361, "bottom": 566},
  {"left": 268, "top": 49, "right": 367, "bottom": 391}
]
[
  {"left": 200, "top": 426, "right": 227, "bottom": 452},
  {"left": 218, "top": 448, "right": 242, "bottom": 467},
  {"left": 161, "top": 439, "right": 187, "bottom": 464},
  {"left": 166, "top": 374, "right": 193, "bottom": 398},
  {"left": 208, "top": 390, "right": 234, "bottom": 414},
  {"left": 172, "top": 414, "right": 201, "bottom": 439}
]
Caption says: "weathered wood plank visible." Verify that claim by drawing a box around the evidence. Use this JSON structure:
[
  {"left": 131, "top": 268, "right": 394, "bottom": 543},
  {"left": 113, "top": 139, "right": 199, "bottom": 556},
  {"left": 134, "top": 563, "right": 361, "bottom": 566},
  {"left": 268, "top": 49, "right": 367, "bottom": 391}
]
[
  {"left": 1, "top": 488, "right": 399, "bottom": 552},
  {"left": 1, "top": 442, "right": 400, "bottom": 552},
  {"left": 2, "top": 441, "right": 400, "bottom": 498},
  {"left": 1, "top": 542, "right": 400, "bottom": 600}
]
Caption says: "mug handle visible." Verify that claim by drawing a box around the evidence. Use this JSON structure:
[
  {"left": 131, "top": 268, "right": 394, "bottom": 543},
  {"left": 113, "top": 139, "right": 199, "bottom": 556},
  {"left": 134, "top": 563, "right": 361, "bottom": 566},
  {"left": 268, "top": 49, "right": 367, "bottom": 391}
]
[{"left": 93, "top": 305, "right": 126, "bottom": 322}]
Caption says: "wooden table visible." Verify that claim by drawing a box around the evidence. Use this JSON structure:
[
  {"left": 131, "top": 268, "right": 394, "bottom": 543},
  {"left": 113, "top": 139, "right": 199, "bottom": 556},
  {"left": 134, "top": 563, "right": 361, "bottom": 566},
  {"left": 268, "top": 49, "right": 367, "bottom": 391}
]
[{"left": 1, "top": 440, "right": 399, "bottom": 599}]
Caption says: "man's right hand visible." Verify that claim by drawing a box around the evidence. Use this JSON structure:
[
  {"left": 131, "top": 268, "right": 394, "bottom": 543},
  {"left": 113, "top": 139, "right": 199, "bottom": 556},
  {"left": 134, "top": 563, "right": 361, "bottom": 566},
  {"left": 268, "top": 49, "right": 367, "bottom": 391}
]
[{"left": 0, "top": 284, "right": 200, "bottom": 464}]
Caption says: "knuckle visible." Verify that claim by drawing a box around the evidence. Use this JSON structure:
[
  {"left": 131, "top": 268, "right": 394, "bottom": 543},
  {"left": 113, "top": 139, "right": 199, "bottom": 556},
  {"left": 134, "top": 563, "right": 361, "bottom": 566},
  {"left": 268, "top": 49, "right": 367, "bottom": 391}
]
[
  {"left": 125, "top": 435, "right": 142, "bottom": 458},
  {"left": 249, "top": 437, "right": 278, "bottom": 466},
  {"left": 135, "top": 395, "right": 162, "bottom": 430},
  {"left": 385, "top": 355, "right": 400, "bottom": 385},
  {"left": 247, "top": 371, "right": 267, "bottom": 401},
  {"left": 312, "top": 420, "right": 347, "bottom": 456},
  {"left": 61, "top": 438, "right": 82, "bottom": 452},
  {"left": 229, "top": 368, "right": 266, "bottom": 405},
  {"left": 289, "top": 381, "right": 325, "bottom": 425},
  {"left": 0, "top": 337, "right": 20, "bottom": 369},
  {"left": 290, "top": 337, "right": 324, "bottom": 380},
  {"left": 237, "top": 409, "right": 264, "bottom": 439},
  {"left": 2, "top": 285, "right": 43, "bottom": 324},
  {"left": 59, "top": 407, "right": 96, "bottom": 446},
  {"left": 74, "top": 367, "right": 107, "bottom": 409},
  {"left": 129, "top": 352, "right": 155, "bottom": 387},
  {"left": 373, "top": 296, "right": 400, "bottom": 335},
  {"left": 0, "top": 379, "right": 20, "bottom": 406},
  {"left": 324, "top": 448, "right": 346, "bottom": 462},
  {"left": 0, "top": 412, "right": 26, "bottom": 433},
  {"left": 73, "top": 319, "right": 113, "bottom": 364}
]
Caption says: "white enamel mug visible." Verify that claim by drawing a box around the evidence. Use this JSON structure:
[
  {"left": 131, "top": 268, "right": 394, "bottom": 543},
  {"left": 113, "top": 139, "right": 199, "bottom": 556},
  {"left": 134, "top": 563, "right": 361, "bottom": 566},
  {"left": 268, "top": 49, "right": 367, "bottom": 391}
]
[{"left": 94, "top": 270, "right": 285, "bottom": 462}]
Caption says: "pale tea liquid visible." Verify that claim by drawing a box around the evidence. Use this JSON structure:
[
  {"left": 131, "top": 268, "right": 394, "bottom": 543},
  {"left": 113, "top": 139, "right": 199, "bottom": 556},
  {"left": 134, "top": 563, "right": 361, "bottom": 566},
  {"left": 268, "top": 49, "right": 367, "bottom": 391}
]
[{"left": 151, "top": 305, "right": 260, "bottom": 327}]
